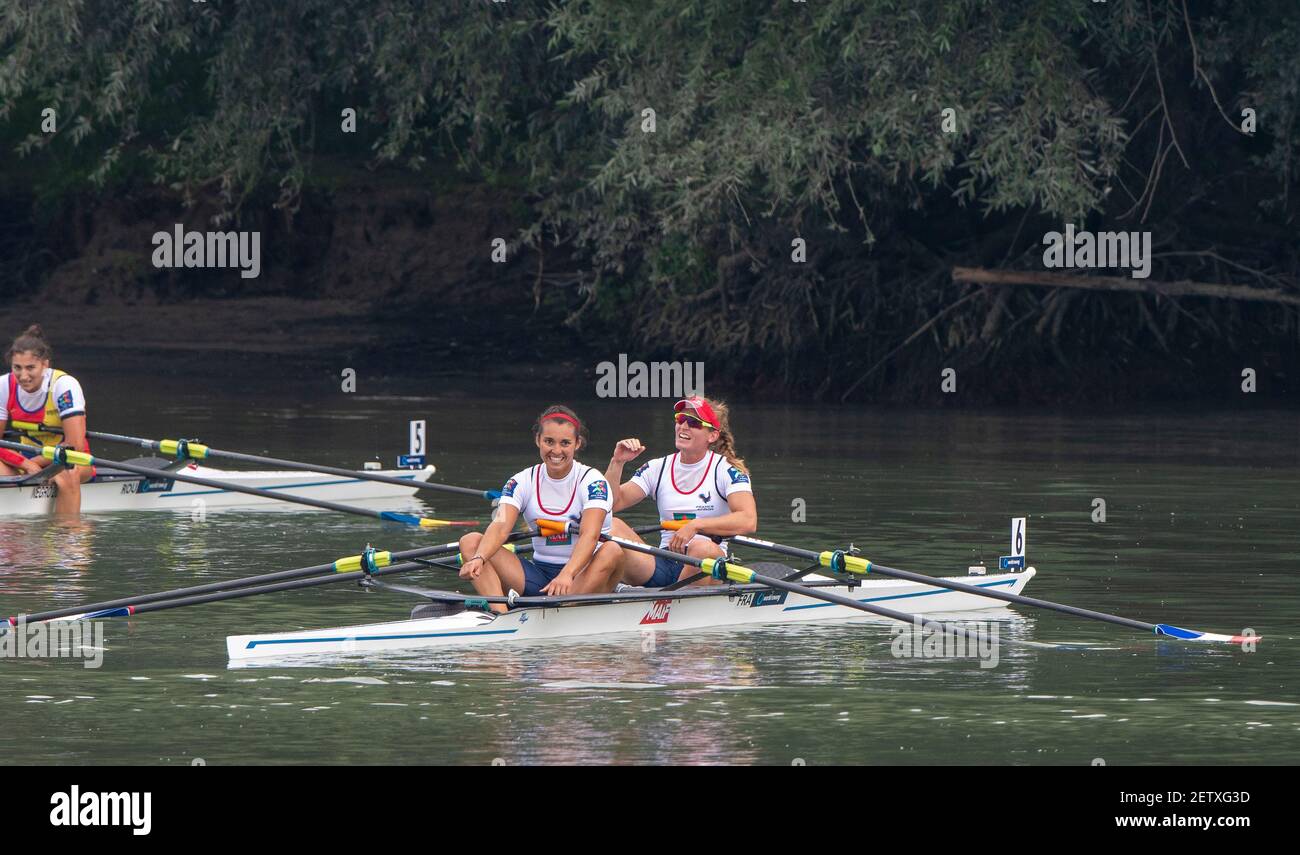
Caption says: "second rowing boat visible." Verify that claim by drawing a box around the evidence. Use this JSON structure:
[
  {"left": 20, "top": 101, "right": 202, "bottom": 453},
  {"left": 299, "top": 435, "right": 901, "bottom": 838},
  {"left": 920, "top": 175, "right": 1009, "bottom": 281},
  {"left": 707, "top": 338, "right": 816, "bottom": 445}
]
[{"left": 0, "top": 459, "right": 437, "bottom": 516}]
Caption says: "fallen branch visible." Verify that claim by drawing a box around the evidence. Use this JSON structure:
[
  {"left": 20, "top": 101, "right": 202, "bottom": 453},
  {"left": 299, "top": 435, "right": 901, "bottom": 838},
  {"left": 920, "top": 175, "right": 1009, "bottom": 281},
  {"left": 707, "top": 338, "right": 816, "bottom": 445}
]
[{"left": 951, "top": 267, "right": 1300, "bottom": 307}]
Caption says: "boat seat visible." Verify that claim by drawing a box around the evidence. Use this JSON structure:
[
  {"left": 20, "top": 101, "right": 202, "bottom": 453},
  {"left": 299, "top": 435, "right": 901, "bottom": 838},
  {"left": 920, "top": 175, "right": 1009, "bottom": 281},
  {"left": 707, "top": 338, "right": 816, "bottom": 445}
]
[
  {"left": 410, "top": 601, "right": 469, "bottom": 620},
  {"left": 90, "top": 457, "right": 182, "bottom": 481}
]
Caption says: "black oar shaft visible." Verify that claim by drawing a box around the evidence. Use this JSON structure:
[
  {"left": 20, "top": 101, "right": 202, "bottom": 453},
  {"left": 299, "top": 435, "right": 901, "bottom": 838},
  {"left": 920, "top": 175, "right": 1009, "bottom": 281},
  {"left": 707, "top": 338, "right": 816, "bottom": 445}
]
[
  {"left": 605, "top": 533, "right": 1001, "bottom": 647},
  {"left": 6, "top": 528, "right": 539, "bottom": 625},
  {"left": 119, "top": 560, "right": 434, "bottom": 616},
  {"left": 731, "top": 534, "right": 1157, "bottom": 634},
  {"left": 21, "top": 425, "right": 495, "bottom": 500},
  {"left": 7, "top": 542, "right": 448, "bottom": 624}
]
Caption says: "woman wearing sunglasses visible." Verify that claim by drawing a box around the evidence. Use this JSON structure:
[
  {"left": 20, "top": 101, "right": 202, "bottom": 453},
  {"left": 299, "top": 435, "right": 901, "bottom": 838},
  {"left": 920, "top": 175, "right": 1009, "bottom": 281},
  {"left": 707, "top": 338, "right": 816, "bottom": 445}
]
[{"left": 604, "top": 396, "right": 757, "bottom": 587}]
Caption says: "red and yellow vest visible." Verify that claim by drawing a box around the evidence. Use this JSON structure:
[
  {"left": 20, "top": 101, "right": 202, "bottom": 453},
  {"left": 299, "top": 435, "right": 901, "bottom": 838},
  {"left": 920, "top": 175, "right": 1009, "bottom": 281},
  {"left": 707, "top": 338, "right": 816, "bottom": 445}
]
[{"left": 6, "top": 369, "right": 87, "bottom": 449}]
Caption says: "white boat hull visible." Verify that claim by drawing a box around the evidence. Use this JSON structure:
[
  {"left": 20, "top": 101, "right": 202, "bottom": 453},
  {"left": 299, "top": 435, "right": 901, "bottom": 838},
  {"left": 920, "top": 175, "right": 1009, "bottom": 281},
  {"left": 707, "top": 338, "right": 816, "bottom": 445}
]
[
  {"left": 227, "top": 568, "right": 1036, "bottom": 661},
  {"left": 0, "top": 464, "right": 436, "bottom": 516}
]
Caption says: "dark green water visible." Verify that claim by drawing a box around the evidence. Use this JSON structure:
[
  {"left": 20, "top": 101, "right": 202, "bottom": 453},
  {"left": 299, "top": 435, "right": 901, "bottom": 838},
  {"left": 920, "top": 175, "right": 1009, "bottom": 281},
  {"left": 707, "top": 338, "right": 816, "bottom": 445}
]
[{"left": 1, "top": 366, "right": 1296, "bottom": 765}]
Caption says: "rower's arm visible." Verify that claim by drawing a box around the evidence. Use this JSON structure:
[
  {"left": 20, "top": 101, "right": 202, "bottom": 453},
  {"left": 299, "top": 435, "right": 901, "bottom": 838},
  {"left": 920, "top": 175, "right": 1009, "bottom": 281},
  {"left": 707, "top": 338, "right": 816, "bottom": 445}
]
[
  {"left": 691, "top": 491, "right": 758, "bottom": 537},
  {"left": 611, "top": 479, "right": 645, "bottom": 513},
  {"left": 605, "top": 440, "right": 647, "bottom": 512},
  {"left": 564, "top": 506, "right": 607, "bottom": 578},
  {"left": 604, "top": 460, "right": 648, "bottom": 512},
  {"left": 475, "top": 503, "right": 521, "bottom": 559},
  {"left": 60, "top": 414, "right": 89, "bottom": 453}
]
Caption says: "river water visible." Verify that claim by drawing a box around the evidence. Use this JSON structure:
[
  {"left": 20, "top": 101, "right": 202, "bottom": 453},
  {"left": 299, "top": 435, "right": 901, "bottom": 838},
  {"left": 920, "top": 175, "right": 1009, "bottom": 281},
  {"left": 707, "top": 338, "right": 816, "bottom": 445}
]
[{"left": 1, "top": 360, "right": 1296, "bottom": 765}]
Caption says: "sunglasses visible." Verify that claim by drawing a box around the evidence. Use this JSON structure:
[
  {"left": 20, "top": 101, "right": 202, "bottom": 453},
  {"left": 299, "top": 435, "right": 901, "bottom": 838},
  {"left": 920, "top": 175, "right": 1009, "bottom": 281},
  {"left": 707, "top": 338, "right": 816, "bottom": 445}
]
[{"left": 673, "top": 413, "right": 715, "bottom": 430}]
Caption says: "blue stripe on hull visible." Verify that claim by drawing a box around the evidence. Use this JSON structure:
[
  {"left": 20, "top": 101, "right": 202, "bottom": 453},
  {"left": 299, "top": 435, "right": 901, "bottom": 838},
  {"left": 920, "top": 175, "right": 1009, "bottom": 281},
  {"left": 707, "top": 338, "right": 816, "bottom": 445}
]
[{"left": 244, "top": 627, "right": 517, "bottom": 649}]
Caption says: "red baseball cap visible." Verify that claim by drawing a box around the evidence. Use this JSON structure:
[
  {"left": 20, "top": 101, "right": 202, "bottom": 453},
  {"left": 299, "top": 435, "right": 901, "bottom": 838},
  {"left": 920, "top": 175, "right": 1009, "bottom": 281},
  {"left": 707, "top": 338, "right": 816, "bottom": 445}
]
[{"left": 673, "top": 396, "right": 719, "bottom": 426}]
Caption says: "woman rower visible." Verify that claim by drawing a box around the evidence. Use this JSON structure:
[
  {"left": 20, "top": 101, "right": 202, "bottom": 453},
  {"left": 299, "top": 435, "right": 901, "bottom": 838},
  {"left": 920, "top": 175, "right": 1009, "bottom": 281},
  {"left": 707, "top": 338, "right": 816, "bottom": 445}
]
[
  {"left": 604, "top": 396, "right": 757, "bottom": 587},
  {"left": 0, "top": 325, "right": 93, "bottom": 515},
  {"left": 458, "top": 405, "right": 623, "bottom": 613}
]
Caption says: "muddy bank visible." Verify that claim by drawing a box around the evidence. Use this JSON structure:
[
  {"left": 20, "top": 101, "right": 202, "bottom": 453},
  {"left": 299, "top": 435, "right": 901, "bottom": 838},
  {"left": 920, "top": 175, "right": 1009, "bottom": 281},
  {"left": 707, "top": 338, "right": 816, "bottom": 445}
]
[{"left": 3, "top": 171, "right": 1296, "bottom": 406}]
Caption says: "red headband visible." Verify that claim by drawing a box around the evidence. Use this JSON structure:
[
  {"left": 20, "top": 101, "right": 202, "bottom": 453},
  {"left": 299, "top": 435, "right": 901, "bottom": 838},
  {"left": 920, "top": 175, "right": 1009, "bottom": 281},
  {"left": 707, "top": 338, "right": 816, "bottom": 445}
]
[{"left": 541, "top": 412, "right": 582, "bottom": 433}]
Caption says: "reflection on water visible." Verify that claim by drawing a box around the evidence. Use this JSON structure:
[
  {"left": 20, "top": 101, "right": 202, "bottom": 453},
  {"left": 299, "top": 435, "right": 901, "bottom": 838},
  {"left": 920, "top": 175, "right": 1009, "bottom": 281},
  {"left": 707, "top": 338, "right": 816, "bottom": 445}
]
[{"left": 0, "top": 519, "right": 97, "bottom": 602}]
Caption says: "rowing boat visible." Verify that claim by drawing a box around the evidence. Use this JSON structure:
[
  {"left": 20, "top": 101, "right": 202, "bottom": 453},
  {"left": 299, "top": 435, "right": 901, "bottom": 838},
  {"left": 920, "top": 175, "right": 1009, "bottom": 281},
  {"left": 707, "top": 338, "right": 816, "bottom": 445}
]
[
  {"left": 0, "top": 459, "right": 437, "bottom": 516},
  {"left": 225, "top": 567, "right": 1036, "bottom": 661}
]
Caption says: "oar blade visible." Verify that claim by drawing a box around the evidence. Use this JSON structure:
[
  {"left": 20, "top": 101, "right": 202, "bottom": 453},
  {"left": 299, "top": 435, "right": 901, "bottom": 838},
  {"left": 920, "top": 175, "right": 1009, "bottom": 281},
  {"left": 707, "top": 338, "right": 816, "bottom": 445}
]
[{"left": 1154, "top": 624, "right": 1261, "bottom": 645}]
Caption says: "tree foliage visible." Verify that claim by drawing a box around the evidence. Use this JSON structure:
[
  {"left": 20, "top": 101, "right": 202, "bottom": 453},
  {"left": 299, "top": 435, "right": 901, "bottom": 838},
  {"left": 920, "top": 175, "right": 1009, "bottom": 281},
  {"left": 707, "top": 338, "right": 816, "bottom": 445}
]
[{"left": 2, "top": 0, "right": 1297, "bottom": 397}]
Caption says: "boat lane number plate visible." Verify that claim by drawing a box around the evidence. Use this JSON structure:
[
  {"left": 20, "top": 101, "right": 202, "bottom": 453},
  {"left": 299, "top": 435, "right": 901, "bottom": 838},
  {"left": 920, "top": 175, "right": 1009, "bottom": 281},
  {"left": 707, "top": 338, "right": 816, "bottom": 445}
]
[
  {"left": 999, "top": 517, "right": 1027, "bottom": 570},
  {"left": 403, "top": 419, "right": 427, "bottom": 469}
]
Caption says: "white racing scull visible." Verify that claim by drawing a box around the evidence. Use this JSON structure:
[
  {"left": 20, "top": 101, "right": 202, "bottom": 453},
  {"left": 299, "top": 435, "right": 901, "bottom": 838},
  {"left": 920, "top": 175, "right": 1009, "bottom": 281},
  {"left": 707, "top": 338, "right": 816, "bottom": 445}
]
[
  {"left": 225, "top": 567, "right": 1036, "bottom": 661},
  {"left": 0, "top": 459, "right": 437, "bottom": 516}
]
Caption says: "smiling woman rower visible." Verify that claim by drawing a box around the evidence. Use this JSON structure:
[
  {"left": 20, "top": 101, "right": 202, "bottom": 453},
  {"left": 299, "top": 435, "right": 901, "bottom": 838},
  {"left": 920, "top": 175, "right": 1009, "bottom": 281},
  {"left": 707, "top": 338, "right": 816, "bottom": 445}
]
[
  {"left": 0, "top": 325, "right": 93, "bottom": 515},
  {"left": 604, "top": 396, "right": 757, "bottom": 587},
  {"left": 458, "top": 405, "right": 623, "bottom": 613}
]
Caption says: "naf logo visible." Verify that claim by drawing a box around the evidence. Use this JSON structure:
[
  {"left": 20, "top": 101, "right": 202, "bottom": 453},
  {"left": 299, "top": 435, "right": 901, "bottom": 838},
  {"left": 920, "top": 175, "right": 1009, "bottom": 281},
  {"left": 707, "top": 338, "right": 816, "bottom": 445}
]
[
  {"left": 640, "top": 599, "right": 672, "bottom": 625},
  {"left": 501, "top": 477, "right": 519, "bottom": 498},
  {"left": 727, "top": 466, "right": 749, "bottom": 485},
  {"left": 633, "top": 462, "right": 650, "bottom": 478}
]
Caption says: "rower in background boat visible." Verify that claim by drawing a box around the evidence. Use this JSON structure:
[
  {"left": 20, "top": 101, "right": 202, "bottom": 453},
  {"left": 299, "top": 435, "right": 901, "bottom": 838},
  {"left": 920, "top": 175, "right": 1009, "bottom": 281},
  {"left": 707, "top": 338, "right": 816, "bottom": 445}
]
[
  {"left": 0, "top": 325, "right": 94, "bottom": 515},
  {"left": 458, "top": 405, "right": 623, "bottom": 613},
  {"left": 604, "top": 395, "right": 757, "bottom": 587}
]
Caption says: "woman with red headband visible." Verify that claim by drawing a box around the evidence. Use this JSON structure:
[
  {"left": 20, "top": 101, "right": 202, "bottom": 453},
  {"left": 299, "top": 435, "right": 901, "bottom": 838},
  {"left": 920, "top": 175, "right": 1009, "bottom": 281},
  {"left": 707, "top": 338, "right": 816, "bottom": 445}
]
[
  {"left": 0, "top": 325, "right": 93, "bottom": 515},
  {"left": 458, "top": 404, "right": 623, "bottom": 612},
  {"left": 604, "top": 396, "right": 757, "bottom": 587}
]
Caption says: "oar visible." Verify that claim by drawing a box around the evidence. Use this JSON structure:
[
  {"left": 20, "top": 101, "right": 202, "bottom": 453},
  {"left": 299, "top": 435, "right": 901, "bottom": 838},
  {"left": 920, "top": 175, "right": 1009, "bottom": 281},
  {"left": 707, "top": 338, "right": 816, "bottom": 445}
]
[
  {"left": 39, "top": 556, "right": 450, "bottom": 623},
  {"left": 534, "top": 520, "right": 1009, "bottom": 650},
  {"left": 9, "top": 421, "right": 501, "bottom": 501},
  {"left": 672, "top": 523, "right": 1262, "bottom": 646},
  {"left": 0, "top": 439, "right": 480, "bottom": 528},
  {"left": 2, "top": 527, "right": 544, "bottom": 627}
]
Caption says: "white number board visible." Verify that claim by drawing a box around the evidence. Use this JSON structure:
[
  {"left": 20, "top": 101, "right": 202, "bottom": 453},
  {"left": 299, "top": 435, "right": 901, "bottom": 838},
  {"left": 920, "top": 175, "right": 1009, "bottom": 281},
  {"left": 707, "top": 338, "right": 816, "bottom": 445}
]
[
  {"left": 1011, "top": 517, "right": 1026, "bottom": 558},
  {"left": 409, "top": 420, "right": 426, "bottom": 456}
]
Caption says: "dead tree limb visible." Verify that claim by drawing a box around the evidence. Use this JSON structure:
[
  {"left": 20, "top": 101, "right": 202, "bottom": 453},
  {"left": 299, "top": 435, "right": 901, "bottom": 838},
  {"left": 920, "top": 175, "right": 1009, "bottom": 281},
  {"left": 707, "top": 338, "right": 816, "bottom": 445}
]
[{"left": 951, "top": 266, "right": 1300, "bottom": 307}]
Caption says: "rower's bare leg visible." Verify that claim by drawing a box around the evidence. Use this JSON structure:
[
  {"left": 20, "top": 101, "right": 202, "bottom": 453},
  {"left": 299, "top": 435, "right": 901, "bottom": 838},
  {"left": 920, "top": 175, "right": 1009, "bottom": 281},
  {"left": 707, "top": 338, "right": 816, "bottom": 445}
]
[
  {"left": 573, "top": 542, "right": 624, "bottom": 594},
  {"left": 51, "top": 466, "right": 92, "bottom": 516},
  {"left": 458, "top": 532, "right": 526, "bottom": 614},
  {"left": 608, "top": 517, "right": 656, "bottom": 585},
  {"left": 682, "top": 537, "right": 726, "bottom": 587}
]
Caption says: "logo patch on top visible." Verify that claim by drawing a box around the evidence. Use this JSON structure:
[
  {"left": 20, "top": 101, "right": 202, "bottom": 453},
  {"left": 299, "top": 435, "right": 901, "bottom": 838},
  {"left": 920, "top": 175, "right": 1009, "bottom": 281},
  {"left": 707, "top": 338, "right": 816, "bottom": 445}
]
[
  {"left": 640, "top": 599, "right": 672, "bottom": 625},
  {"left": 633, "top": 462, "right": 650, "bottom": 478},
  {"left": 587, "top": 479, "right": 609, "bottom": 501},
  {"left": 56, "top": 390, "right": 75, "bottom": 413},
  {"left": 501, "top": 477, "right": 518, "bottom": 498},
  {"left": 727, "top": 466, "right": 749, "bottom": 485}
]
